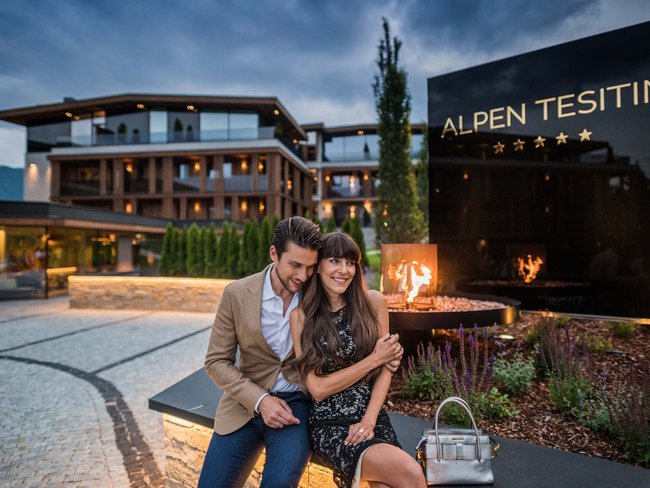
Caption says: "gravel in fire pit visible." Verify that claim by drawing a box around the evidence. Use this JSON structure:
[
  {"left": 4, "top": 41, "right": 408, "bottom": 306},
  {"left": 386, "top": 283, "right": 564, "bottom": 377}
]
[{"left": 385, "top": 294, "right": 507, "bottom": 312}]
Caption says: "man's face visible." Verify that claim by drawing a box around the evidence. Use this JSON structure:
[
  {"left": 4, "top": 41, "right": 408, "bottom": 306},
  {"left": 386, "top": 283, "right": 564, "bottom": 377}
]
[{"left": 270, "top": 241, "right": 318, "bottom": 294}]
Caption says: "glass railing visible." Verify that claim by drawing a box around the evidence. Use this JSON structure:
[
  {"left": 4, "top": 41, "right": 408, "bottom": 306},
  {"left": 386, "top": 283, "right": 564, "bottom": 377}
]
[
  {"left": 224, "top": 175, "right": 253, "bottom": 192},
  {"left": 60, "top": 181, "right": 100, "bottom": 195},
  {"left": 58, "top": 126, "right": 277, "bottom": 148}
]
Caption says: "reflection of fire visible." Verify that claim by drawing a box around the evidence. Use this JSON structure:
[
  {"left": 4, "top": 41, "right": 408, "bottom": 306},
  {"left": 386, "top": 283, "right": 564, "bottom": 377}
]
[
  {"left": 389, "top": 260, "right": 432, "bottom": 304},
  {"left": 517, "top": 255, "right": 543, "bottom": 283}
]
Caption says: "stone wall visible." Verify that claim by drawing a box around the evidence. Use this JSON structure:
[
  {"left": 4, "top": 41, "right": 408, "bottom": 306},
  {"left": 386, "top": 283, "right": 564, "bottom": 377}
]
[
  {"left": 163, "top": 414, "right": 338, "bottom": 488},
  {"left": 68, "top": 276, "right": 232, "bottom": 313}
]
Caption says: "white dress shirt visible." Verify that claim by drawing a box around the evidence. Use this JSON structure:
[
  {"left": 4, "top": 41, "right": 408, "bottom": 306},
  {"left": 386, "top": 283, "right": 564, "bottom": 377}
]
[{"left": 254, "top": 266, "right": 301, "bottom": 412}]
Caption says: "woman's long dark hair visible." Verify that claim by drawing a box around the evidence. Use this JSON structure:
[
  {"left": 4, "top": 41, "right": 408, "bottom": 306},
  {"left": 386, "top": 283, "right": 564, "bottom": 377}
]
[{"left": 296, "top": 232, "right": 379, "bottom": 381}]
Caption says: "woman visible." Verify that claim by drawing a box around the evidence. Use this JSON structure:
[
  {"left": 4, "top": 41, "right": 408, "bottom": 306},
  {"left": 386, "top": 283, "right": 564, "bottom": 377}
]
[{"left": 290, "top": 233, "right": 426, "bottom": 488}]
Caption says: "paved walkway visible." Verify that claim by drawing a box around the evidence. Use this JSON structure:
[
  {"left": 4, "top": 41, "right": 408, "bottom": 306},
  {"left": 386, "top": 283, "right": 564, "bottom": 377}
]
[{"left": 0, "top": 297, "right": 212, "bottom": 487}]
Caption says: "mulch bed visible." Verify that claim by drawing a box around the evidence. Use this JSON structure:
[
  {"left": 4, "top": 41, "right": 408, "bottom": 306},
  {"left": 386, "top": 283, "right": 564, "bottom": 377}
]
[{"left": 386, "top": 312, "right": 650, "bottom": 468}]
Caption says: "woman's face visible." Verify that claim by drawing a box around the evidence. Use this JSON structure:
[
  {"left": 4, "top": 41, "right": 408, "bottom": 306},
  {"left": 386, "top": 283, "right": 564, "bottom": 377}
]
[{"left": 317, "top": 256, "right": 356, "bottom": 299}]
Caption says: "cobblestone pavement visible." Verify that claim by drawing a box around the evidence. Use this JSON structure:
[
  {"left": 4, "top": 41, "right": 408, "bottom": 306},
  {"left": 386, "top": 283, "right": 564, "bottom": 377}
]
[{"left": 0, "top": 298, "right": 213, "bottom": 487}]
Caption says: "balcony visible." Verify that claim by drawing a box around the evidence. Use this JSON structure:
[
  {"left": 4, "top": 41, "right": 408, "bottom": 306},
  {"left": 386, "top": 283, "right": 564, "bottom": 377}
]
[{"left": 58, "top": 126, "right": 277, "bottom": 148}]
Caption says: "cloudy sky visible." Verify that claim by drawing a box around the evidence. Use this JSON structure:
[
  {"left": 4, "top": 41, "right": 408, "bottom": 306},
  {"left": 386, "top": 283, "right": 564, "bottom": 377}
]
[{"left": 1, "top": 0, "right": 648, "bottom": 167}]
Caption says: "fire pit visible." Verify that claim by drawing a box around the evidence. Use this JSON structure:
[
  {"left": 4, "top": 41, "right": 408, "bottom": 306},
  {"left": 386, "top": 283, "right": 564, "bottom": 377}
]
[
  {"left": 380, "top": 244, "right": 520, "bottom": 352},
  {"left": 460, "top": 245, "right": 592, "bottom": 311}
]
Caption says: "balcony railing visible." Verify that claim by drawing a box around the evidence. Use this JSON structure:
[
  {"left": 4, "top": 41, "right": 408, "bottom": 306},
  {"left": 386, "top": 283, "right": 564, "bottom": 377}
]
[{"left": 57, "top": 126, "right": 277, "bottom": 148}]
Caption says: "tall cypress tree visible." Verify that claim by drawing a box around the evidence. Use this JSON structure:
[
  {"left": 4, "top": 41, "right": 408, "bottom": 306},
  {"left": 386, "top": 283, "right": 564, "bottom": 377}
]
[
  {"left": 227, "top": 225, "right": 240, "bottom": 278},
  {"left": 159, "top": 222, "right": 175, "bottom": 276},
  {"left": 204, "top": 224, "right": 218, "bottom": 277},
  {"left": 238, "top": 220, "right": 252, "bottom": 276},
  {"left": 350, "top": 217, "right": 368, "bottom": 270},
  {"left": 257, "top": 216, "right": 273, "bottom": 270},
  {"left": 177, "top": 228, "right": 187, "bottom": 276},
  {"left": 186, "top": 223, "right": 202, "bottom": 277},
  {"left": 416, "top": 121, "right": 429, "bottom": 223},
  {"left": 325, "top": 215, "right": 337, "bottom": 233},
  {"left": 247, "top": 220, "right": 260, "bottom": 274},
  {"left": 373, "top": 18, "right": 426, "bottom": 244},
  {"left": 342, "top": 216, "right": 352, "bottom": 235},
  {"left": 216, "top": 222, "right": 230, "bottom": 277}
]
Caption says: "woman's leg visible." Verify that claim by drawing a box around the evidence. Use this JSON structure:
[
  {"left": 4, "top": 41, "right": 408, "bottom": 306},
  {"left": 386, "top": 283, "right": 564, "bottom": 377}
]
[
  {"left": 367, "top": 482, "right": 391, "bottom": 488},
  {"left": 360, "top": 443, "right": 426, "bottom": 488}
]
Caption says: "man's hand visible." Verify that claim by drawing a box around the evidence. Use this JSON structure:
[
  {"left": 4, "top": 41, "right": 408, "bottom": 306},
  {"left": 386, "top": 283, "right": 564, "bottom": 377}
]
[{"left": 258, "top": 395, "right": 300, "bottom": 429}]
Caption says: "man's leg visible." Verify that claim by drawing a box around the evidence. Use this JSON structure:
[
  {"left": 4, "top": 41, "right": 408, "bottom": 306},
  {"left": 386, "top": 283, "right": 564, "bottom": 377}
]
[
  {"left": 259, "top": 392, "right": 312, "bottom": 488},
  {"left": 198, "top": 421, "right": 264, "bottom": 488}
]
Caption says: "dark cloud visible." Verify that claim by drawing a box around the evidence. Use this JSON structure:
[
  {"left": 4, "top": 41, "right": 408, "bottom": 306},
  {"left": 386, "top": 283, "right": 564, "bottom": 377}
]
[{"left": 0, "top": 0, "right": 648, "bottom": 166}]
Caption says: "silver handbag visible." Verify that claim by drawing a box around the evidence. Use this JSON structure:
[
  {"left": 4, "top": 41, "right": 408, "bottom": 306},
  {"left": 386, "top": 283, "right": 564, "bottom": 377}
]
[{"left": 416, "top": 397, "right": 499, "bottom": 485}]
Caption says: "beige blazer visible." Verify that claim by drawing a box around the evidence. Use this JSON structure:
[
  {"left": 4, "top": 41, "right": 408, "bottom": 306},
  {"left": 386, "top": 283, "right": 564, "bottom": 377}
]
[{"left": 204, "top": 266, "right": 303, "bottom": 435}]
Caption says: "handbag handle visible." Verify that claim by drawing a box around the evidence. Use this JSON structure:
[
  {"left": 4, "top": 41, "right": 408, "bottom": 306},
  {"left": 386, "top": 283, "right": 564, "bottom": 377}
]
[{"left": 434, "top": 397, "right": 482, "bottom": 462}]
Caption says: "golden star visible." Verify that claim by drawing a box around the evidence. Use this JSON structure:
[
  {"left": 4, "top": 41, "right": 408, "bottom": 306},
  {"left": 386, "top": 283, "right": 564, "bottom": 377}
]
[
  {"left": 579, "top": 128, "right": 592, "bottom": 141},
  {"left": 556, "top": 132, "right": 568, "bottom": 145},
  {"left": 513, "top": 139, "right": 525, "bottom": 151},
  {"left": 493, "top": 141, "right": 505, "bottom": 154},
  {"left": 534, "top": 136, "right": 546, "bottom": 148}
]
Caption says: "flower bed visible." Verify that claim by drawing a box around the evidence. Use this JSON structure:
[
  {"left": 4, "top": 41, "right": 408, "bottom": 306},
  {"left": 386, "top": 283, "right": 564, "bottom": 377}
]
[{"left": 388, "top": 313, "right": 650, "bottom": 468}]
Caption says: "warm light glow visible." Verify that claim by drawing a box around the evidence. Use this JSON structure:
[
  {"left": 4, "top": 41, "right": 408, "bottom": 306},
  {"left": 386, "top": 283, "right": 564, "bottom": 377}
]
[
  {"left": 349, "top": 206, "right": 356, "bottom": 218},
  {"left": 517, "top": 255, "right": 543, "bottom": 283},
  {"left": 241, "top": 160, "right": 248, "bottom": 171},
  {"left": 545, "top": 174, "right": 551, "bottom": 182},
  {"left": 194, "top": 162, "right": 201, "bottom": 172},
  {"left": 241, "top": 200, "right": 248, "bottom": 212},
  {"left": 46, "top": 266, "right": 78, "bottom": 275},
  {"left": 349, "top": 175, "right": 356, "bottom": 189},
  {"left": 287, "top": 179, "right": 293, "bottom": 191},
  {"left": 29, "top": 162, "right": 37, "bottom": 168},
  {"left": 125, "top": 163, "right": 134, "bottom": 173},
  {"left": 325, "top": 175, "right": 331, "bottom": 183},
  {"left": 463, "top": 171, "right": 470, "bottom": 180},
  {"left": 390, "top": 260, "right": 433, "bottom": 303},
  {"left": 273, "top": 109, "right": 280, "bottom": 116},
  {"left": 363, "top": 173, "right": 369, "bottom": 181},
  {"left": 73, "top": 116, "right": 81, "bottom": 121},
  {"left": 186, "top": 105, "right": 195, "bottom": 111},
  {"left": 357, "top": 130, "right": 365, "bottom": 135},
  {"left": 382, "top": 208, "right": 388, "bottom": 217},
  {"left": 125, "top": 202, "right": 133, "bottom": 213},
  {"left": 259, "top": 201, "right": 265, "bottom": 211},
  {"left": 292, "top": 138, "right": 298, "bottom": 144},
  {"left": 136, "top": 103, "right": 145, "bottom": 109},
  {"left": 194, "top": 202, "right": 201, "bottom": 212},
  {"left": 258, "top": 162, "right": 264, "bottom": 172},
  {"left": 363, "top": 201, "right": 372, "bottom": 213},
  {"left": 65, "top": 112, "right": 73, "bottom": 118},
  {"left": 323, "top": 203, "right": 332, "bottom": 215},
  {"left": 498, "top": 334, "right": 515, "bottom": 341}
]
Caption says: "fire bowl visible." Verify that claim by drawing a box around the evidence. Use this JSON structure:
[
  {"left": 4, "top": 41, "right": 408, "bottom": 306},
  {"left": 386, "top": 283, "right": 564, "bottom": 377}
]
[{"left": 387, "top": 291, "right": 520, "bottom": 331}]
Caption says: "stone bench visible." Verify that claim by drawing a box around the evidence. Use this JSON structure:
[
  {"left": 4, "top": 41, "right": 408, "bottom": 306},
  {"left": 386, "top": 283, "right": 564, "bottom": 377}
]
[{"left": 149, "top": 369, "right": 650, "bottom": 488}]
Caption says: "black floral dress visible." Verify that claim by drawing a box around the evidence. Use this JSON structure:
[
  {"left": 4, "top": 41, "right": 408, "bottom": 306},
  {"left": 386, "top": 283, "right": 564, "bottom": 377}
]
[{"left": 309, "top": 306, "right": 401, "bottom": 488}]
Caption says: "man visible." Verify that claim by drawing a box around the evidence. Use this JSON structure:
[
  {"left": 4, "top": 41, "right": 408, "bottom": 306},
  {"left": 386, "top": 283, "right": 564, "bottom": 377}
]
[{"left": 198, "top": 216, "right": 323, "bottom": 488}]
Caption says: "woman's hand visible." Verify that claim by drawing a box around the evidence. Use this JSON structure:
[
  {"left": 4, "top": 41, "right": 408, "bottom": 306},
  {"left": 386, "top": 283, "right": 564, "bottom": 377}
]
[
  {"left": 344, "top": 420, "right": 376, "bottom": 446},
  {"left": 372, "top": 333, "right": 403, "bottom": 366}
]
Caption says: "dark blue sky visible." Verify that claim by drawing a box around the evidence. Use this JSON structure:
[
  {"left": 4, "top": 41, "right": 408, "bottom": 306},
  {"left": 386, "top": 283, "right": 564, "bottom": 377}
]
[{"left": 1, "top": 0, "right": 648, "bottom": 167}]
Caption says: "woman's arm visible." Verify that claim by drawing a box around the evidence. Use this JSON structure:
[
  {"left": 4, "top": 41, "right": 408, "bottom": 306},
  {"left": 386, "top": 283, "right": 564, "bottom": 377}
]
[
  {"left": 289, "top": 306, "right": 401, "bottom": 402},
  {"left": 345, "top": 291, "right": 395, "bottom": 445}
]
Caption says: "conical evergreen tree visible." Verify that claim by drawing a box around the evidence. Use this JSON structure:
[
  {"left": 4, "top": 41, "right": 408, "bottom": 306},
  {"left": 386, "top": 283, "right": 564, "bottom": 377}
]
[
  {"left": 186, "top": 223, "right": 202, "bottom": 277},
  {"left": 238, "top": 220, "right": 251, "bottom": 276},
  {"left": 257, "top": 216, "right": 273, "bottom": 270},
  {"left": 169, "top": 227, "right": 179, "bottom": 276},
  {"left": 325, "top": 215, "right": 337, "bottom": 233},
  {"left": 227, "top": 226, "right": 241, "bottom": 278},
  {"left": 247, "top": 220, "right": 260, "bottom": 273},
  {"left": 216, "top": 222, "right": 230, "bottom": 277},
  {"left": 177, "top": 228, "right": 187, "bottom": 276},
  {"left": 272, "top": 214, "right": 280, "bottom": 234},
  {"left": 159, "top": 222, "right": 175, "bottom": 276},
  {"left": 373, "top": 18, "right": 426, "bottom": 243},
  {"left": 350, "top": 217, "right": 368, "bottom": 270},
  {"left": 342, "top": 216, "right": 352, "bottom": 235},
  {"left": 416, "top": 121, "right": 429, "bottom": 223},
  {"left": 204, "top": 224, "right": 218, "bottom": 277}
]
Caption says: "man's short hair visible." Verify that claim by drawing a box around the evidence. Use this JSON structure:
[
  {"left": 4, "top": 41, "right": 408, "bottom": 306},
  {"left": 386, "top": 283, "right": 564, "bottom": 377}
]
[{"left": 272, "top": 216, "right": 323, "bottom": 258}]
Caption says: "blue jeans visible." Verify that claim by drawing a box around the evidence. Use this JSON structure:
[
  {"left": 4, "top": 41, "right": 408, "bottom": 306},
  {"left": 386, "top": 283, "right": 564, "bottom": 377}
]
[{"left": 198, "top": 391, "right": 312, "bottom": 488}]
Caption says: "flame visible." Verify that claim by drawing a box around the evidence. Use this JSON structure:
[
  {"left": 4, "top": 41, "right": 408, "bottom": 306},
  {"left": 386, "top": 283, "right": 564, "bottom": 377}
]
[
  {"left": 390, "top": 260, "right": 432, "bottom": 303},
  {"left": 517, "top": 255, "right": 543, "bottom": 283}
]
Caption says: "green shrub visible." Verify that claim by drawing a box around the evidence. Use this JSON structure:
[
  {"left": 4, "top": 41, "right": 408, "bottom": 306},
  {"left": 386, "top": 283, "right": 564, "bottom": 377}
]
[
  {"left": 401, "top": 365, "right": 442, "bottom": 401},
  {"left": 610, "top": 321, "right": 639, "bottom": 339},
  {"left": 581, "top": 336, "right": 612, "bottom": 354},
  {"left": 493, "top": 354, "right": 535, "bottom": 396},
  {"left": 549, "top": 376, "right": 592, "bottom": 416},
  {"left": 525, "top": 317, "right": 555, "bottom": 347},
  {"left": 439, "top": 388, "right": 518, "bottom": 426}
]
